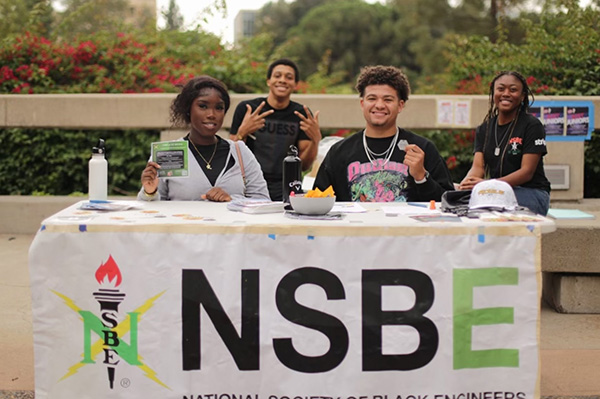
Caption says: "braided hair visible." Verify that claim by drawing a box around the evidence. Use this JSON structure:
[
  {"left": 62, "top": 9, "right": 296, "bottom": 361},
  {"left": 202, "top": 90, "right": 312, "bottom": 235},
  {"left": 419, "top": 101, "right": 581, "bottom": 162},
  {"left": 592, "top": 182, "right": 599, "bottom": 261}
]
[{"left": 481, "top": 71, "right": 535, "bottom": 177}]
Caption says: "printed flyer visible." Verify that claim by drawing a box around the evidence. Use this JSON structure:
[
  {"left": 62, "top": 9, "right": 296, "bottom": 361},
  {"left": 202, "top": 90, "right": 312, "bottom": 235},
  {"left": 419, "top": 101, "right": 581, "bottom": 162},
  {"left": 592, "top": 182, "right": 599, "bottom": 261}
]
[
  {"left": 542, "top": 106, "right": 565, "bottom": 136},
  {"left": 566, "top": 106, "right": 590, "bottom": 136},
  {"left": 152, "top": 140, "right": 189, "bottom": 178},
  {"left": 532, "top": 101, "right": 594, "bottom": 141}
]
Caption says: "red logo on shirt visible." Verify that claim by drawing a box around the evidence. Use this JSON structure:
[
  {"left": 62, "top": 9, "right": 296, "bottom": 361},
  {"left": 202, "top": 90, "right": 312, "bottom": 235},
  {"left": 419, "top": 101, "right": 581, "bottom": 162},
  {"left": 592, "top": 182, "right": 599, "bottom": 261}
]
[{"left": 508, "top": 137, "right": 522, "bottom": 155}]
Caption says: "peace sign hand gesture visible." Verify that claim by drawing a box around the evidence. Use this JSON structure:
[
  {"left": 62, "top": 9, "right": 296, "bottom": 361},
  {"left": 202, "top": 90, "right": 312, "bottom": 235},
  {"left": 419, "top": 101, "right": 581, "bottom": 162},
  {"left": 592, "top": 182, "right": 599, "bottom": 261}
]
[
  {"left": 295, "top": 105, "right": 322, "bottom": 143},
  {"left": 235, "top": 101, "right": 274, "bottom": 140}
]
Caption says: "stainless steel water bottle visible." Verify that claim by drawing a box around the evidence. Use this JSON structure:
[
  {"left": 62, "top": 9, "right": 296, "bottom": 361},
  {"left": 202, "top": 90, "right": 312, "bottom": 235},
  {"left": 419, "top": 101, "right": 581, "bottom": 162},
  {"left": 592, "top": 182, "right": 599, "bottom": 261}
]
[{"left": 282, "top": 145, "right": 302, "bottom": 203}]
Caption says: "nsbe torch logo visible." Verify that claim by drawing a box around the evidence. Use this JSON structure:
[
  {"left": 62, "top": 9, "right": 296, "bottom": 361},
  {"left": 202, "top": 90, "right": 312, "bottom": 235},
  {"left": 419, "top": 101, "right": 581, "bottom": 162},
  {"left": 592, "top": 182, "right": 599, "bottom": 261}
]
[{"left": 52, "top": 255, "right": 169, "bottom": 390}]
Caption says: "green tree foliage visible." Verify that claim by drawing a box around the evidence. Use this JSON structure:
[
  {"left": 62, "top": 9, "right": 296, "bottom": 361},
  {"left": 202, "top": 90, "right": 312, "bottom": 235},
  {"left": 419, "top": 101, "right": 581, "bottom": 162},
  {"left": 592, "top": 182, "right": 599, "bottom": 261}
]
[
  {"left": 28, "top": 0, "right": 54, "bottom": 36},
  {"left": 0, "top": 0, "right": 53, "bottom": 37},
  {"left": 450, "top": 0, "right": 531, "bottom": 40},
  {"left": 54, "top": 0, "right": 131, "bottom": 38},
  {"left": 429, "top": 1, "right": 599, "bottom": 95},
  {"left": 388, "top": 0, "right": 453, "bottom": 77},
  {"left": 279, "top": 0, "right": 412, "bottom": 82},
  {"left": 201, "top": 33, "right": 275, "bottom": 93},
  {"left": 255, "top": 0, "right": 326, "bottom": 47},
  {"left": 0, "top": 0, "right": 29, "bottom": 37},
  {"left": 260, "top": 0, "right": 533, "bottom": 88},
  {"left": 162, "top": 0, "right": 184, "bottom": 31},
  {"left": 297, "top": 50, "right": 352, "bottom": 94}
]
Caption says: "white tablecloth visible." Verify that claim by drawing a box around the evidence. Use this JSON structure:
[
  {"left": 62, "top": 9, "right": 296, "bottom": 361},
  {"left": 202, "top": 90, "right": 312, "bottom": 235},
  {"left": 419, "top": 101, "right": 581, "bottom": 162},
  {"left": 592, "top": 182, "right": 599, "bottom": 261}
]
[{"left": 29, "top": 200, "right": 551, "bottom": 399}]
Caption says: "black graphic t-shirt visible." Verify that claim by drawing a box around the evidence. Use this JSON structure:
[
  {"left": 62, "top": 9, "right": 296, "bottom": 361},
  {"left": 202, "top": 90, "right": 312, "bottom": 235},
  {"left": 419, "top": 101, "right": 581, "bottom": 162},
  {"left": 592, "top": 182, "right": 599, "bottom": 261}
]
[
  {"left": 314, "top": 129, "right": 455, "bottom": 202},
  {"left": 230, "top": 97, "right": 310, "bottom": 200},
  {"left": 474, "top": 113, "right": 551, "bottom": 193}
]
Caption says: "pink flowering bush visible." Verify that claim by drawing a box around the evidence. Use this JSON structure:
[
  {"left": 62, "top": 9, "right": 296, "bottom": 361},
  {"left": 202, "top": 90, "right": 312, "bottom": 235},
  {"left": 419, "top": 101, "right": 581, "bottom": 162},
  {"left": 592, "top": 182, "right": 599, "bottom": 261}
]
[
  {"left": 0, "top": 30, "right": 273, "bottom": 95},
  {"left": 0, "top": 32, "right": 184, "bottom": 93}
]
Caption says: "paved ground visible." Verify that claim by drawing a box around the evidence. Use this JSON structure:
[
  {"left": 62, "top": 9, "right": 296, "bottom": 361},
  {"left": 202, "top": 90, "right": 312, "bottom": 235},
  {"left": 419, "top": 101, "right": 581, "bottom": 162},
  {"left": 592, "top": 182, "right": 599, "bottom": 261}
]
[
  {"left": 2, "top": 233, "right": 600, "bottom": 398},
  {"left": 0, "top": 235, "right": 34, "bottom": 394}
]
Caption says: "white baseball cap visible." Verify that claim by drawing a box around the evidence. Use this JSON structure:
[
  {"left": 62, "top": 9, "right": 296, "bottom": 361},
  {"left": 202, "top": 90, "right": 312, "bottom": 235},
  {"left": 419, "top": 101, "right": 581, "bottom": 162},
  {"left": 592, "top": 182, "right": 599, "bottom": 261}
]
[{"left": 469, "top": 179, "right": 518, "bottom": 211}]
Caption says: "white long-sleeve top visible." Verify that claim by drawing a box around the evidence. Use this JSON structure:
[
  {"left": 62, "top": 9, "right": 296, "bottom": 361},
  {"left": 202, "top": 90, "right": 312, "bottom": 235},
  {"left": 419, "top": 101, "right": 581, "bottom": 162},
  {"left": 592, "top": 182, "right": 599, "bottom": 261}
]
[{"left": 138, "top": 138, "right": 270, "bottom": 201}]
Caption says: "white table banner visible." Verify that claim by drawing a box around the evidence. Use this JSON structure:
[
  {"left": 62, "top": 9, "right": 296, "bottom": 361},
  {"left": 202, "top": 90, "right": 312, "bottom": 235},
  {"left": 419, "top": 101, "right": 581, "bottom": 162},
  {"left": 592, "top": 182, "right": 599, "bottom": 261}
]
[{"left": 29, "top": 228, "right": 541, "bottom": 399}]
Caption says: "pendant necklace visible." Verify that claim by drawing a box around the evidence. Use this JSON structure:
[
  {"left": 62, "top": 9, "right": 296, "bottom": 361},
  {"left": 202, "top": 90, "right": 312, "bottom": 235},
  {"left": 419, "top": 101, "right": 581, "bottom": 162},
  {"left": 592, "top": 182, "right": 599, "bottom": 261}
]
[
  {"left": 494, "top": 116, "right": 516, "bottom": 157},
  {"left": 189, "top": 137, "right": 217, "bottom": 170},
  {"left": 363, "top": 127, "right": 399, "bottom": 166}
]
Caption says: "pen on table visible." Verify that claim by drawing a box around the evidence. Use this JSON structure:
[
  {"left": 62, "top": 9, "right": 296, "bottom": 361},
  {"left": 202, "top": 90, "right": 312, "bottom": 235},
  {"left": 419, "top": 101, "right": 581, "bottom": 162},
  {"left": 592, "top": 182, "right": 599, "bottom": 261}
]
[
  {"left": 89, "top": 200, "right": 111, "bottom": 203},
  {"left": 407, "top": 202, "right": 428, "bottom": 208}
]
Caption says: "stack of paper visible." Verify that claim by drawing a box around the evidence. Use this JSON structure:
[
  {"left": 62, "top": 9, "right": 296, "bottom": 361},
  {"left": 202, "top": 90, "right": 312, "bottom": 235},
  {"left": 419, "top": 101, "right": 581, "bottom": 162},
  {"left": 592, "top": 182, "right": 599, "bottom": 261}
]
[
  {"left": 227, "top": 198, "right": 286, "bottom": 214},
  {"left": 79, "top": 200, "right": 141, "bottom": 211}
]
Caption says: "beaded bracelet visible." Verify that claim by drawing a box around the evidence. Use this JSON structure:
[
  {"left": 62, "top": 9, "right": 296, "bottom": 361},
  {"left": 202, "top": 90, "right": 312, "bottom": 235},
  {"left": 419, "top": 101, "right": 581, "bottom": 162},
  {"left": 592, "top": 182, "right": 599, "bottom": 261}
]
[{"left": 143, "top": 188, "right": 158, "bottom": 197}]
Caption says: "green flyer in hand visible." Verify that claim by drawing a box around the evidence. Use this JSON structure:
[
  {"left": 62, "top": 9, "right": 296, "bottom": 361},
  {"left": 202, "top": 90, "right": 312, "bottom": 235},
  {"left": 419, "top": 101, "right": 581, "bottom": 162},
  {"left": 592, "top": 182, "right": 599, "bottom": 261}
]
[{"left": 151, "top": 141, "right": 189, "bottom": 178}]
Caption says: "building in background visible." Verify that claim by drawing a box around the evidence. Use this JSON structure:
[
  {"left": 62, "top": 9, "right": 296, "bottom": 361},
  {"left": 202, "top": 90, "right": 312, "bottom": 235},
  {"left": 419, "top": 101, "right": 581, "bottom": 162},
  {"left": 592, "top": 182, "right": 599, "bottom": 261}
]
[
  {"left": 127, "top": 0, "right": 156, "bottom": 24},
  {"left": 234, "top": 10, "right": 258, "bottom": 43}
]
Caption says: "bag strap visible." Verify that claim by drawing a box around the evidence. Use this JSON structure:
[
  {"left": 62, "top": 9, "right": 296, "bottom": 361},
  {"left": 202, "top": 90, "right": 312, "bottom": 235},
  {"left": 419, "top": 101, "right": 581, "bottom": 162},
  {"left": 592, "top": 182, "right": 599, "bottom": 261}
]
[{"left": 234, "top": 141, "right": 247, "bottom": 188}]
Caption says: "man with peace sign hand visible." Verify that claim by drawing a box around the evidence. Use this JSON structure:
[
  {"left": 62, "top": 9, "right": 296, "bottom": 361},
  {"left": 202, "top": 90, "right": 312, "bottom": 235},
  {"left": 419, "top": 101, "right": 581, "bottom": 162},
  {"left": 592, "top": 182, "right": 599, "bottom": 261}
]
[{"left": 230, "top": 58, "right": 321, "bottom": 201}]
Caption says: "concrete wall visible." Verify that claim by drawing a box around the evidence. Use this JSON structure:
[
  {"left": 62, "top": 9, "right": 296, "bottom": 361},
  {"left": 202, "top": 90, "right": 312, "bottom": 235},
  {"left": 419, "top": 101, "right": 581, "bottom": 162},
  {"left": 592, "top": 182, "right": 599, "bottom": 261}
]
[
  {"left": 1, "top": 93, "right": 597, "bottom": 200},
  {"left": 545, "top": 141, "right": 585, "bottom": 200},
  {"left": 3, "top": 93, "right": 599, "bottom": 130},
  {"left": 0, "top": 196, "right": 83, "bottom": 234}
]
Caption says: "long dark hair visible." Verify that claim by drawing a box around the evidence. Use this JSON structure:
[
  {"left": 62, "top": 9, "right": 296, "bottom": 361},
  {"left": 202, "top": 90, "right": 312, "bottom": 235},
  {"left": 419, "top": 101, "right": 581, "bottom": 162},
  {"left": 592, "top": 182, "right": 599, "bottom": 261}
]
[
  {"left": 170, "top": 75, "right": 230, "bottom": 127},
  {"left": 481, "top": 71, "right": 534, "bottom": 177},
  {"left": 483, "top": 70, "right": 534, "bottom": 123}
]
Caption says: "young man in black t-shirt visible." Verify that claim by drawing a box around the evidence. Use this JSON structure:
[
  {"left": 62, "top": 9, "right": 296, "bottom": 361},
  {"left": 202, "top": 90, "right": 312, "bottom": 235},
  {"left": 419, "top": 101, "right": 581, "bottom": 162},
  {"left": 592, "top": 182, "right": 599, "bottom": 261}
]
[
  {"left": 313, "top": 65, "right": 454, "bottom": 202},
  {"left": 230, "top": 59, "right": 321, "bottom": 201}
]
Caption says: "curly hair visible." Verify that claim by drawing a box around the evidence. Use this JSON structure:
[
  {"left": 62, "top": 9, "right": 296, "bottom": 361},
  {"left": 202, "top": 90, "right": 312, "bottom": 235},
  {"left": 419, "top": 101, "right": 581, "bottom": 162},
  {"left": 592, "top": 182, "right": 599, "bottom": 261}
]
[
  {"left": 355, "top": 65, "right": 410, "bottom": 102},
  {"left": 267, "top": 58, "right": 300, "bottom": 82},
  {"left": 170, "top": 75, "right": 230, "bottom": 127},
  {"left": 484, "top": 70, "right": 534, "bottom": 123}
]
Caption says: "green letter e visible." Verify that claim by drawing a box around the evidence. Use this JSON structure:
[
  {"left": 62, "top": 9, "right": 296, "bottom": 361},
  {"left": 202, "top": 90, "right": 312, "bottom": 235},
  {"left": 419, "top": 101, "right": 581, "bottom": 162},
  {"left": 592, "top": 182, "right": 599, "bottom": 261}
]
[{"left": 453, "top": 268, "right": 519, "bottom": 369}]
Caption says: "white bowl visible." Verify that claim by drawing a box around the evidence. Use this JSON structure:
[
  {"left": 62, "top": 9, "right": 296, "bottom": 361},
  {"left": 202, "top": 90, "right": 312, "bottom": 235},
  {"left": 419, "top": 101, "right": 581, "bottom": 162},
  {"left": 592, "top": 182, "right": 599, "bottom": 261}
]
[{"left": 289, "top": 195, "right": 336, "bottom": 215}]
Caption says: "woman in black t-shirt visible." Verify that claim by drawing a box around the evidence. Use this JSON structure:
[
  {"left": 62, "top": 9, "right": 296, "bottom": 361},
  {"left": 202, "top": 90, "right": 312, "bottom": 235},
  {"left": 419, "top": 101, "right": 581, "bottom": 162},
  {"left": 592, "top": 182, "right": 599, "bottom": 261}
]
[{"left": 459, "top": 71, "right": 551, "bottom": 215}]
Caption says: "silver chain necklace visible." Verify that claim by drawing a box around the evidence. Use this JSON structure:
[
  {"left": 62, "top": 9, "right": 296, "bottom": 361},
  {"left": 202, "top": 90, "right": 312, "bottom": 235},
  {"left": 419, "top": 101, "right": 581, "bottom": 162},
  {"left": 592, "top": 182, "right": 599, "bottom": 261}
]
[
  {"left": 363, "top": 127, "right": 399, "bottom": 166},
  {"left": 494, "top": 117, "right": 516, "bottom": 156}
]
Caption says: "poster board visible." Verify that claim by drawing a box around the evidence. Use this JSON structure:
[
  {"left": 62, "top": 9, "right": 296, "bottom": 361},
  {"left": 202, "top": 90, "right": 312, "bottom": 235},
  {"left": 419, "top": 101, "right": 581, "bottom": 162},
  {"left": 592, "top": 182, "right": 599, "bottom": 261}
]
[{"left": 530, "top": 101, "right": 594, "bottom": 141}]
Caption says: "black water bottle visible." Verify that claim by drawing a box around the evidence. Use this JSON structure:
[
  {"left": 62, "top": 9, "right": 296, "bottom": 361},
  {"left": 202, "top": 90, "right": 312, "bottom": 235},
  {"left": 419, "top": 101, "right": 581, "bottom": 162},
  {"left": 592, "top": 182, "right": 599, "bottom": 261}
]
[{"left": 282, "top": 145, "right": 302, "bottom": 203}]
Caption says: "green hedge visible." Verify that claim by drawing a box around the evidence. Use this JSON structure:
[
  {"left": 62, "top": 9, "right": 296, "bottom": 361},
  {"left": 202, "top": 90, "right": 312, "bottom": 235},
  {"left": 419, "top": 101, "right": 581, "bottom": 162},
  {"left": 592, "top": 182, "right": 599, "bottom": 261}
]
[{"left": 0, "top": 128, "right": 159, "bottom": 196}]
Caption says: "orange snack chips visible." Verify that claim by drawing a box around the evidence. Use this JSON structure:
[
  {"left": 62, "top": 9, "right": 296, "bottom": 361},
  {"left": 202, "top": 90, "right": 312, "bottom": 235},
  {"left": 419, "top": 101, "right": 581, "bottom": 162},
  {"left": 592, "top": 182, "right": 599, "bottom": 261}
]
[{"left": 305, "top": 186, "right": 335, "bottom": 198}]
